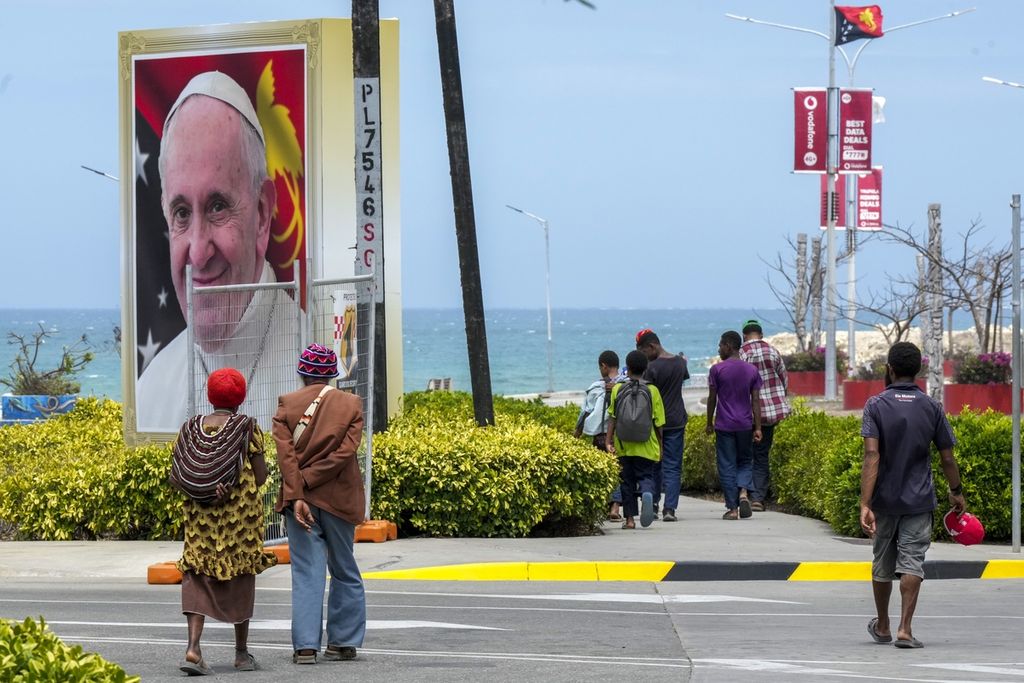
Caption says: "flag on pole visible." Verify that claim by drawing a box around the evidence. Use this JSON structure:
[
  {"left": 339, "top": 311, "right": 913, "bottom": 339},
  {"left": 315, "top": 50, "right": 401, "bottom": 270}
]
[{"left": 834, "top": 5, "right": 884, "bottom": 45}]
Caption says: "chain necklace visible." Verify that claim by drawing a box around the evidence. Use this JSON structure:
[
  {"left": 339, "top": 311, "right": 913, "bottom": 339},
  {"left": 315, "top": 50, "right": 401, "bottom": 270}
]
[{"left": 198, "top": 296, "right": 278, "bottom": 388}]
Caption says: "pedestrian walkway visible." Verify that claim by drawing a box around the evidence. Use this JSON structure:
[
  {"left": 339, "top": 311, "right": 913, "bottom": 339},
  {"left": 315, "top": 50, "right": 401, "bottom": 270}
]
[{"left": 2, "top": 496, "right": 1020, "bottom": 581}]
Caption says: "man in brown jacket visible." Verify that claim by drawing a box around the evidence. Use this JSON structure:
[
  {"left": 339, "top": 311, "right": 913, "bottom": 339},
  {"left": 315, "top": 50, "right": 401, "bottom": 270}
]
[{"left": 273, "top": 343, "right": 366, "bottom": 665}]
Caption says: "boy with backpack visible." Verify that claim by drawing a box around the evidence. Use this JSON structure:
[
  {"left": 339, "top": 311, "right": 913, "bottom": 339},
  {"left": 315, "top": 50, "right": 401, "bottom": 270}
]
[
  {"left": 575, "top": 350, "right": 623, "bottom": 520},
  {"left": 606, "top": 350, "right": 665, "bottom": 529}
]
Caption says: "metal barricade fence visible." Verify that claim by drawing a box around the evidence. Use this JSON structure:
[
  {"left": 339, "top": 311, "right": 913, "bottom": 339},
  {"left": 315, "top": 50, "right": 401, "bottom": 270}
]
[
  {"left": 185, "top": 263, "right": 304, "bottom": 434},
  {"left": 307, "top": 275, "right": 376, "bottom": 522}
]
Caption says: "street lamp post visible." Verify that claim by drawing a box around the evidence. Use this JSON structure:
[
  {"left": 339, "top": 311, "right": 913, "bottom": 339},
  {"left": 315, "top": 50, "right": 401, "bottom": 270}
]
[
  {"left": 81, "top": 165, "right": 119, "bottom": 182},
  {"left": 982, "top": 75, "right": 1022, "bottom": 553},
  {"left": 726, "top": 5, "right": 975, "bottom": 398},
  {"left": 506, "top": 204, "right": 554, "bottom": 394}
]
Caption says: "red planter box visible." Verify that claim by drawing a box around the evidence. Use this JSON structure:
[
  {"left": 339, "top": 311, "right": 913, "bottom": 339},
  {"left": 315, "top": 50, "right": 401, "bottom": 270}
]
[
  {"left": 943, "top": 359, "right": 955, "bottom": 377},
  {"left": 944, "top": 383, "right": 1018, "bottom": 415},
  {"left": 788, "top": 371, "right": 843, "bottom": 396},
  {"left": 842, "top": 379, "right": 927, "bottom": 410}
]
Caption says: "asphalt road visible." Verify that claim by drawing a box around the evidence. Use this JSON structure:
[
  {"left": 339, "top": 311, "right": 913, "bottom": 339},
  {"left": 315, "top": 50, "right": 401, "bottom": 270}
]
[{"left": 3, "top": 575, "right": 1023, "bottom": 682}]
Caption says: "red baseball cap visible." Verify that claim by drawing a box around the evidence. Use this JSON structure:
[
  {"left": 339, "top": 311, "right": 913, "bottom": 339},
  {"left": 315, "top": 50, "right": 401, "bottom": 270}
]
[{"left": 943, "top": 509, "right": 985, "bottom": 546}]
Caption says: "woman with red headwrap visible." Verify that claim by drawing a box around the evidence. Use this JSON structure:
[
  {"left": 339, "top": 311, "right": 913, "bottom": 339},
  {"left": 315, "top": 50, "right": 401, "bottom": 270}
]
[{"left": 170, "top": 367, "right": 277, "bottom": 675}]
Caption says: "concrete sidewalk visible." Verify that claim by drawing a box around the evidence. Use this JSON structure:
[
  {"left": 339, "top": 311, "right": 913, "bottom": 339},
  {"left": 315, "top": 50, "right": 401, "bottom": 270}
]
[{"left": 1, "top": 496, "right": 1020, "bottom": 581}]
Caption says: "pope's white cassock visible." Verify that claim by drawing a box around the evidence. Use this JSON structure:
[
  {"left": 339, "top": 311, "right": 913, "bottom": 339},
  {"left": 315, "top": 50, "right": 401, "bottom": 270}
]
[{"left": 136, "top": 263, "right": 302, "bottom": 432}]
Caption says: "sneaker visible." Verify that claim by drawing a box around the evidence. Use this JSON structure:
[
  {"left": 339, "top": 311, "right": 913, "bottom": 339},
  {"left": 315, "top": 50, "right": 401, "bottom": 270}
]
[
  {"left": 662, "top": 509, "right": 678, "bottom": 522},
  {"left": 640, "top": 492, "right": 655, "bottom": 528},
  {"left": 323, "top": 645, "right": 357, "bottom": 661}
]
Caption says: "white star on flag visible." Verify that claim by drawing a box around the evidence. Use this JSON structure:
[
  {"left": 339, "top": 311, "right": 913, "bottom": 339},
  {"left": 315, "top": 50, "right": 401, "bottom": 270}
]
[
  {"left": 138, "top": 329, "right": 161, "bottom": 373},
  {"left": 157, "top": 287, "right": 168, "bottom": 309},
  {"left": 135, "top": 137, "right": 150, "bottom": 186}
]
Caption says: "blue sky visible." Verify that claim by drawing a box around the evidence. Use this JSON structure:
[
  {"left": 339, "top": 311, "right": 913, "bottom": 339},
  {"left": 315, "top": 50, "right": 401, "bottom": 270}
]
[{"left": 1, "top": 0, "right": 1022, "bottom": 310}]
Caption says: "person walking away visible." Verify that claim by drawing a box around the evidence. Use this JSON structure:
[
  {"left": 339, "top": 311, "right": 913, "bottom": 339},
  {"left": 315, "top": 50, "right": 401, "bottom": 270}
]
[
  {"left": 635, "top": 329, "right": 689, "bottom": 522},
  {"left": 273, "top": 344, "right": 367, "bottom": 664},
  {"left": 739, "top": 319, "right": 790, "bottom": 511},
  {"left": 170, "top": 368, "right": 277, "bottom": 675},
  {"left": 605, "top": 350, "right": 665, "bottom": 529},
  {"left": 705, "top": 331, "right": 762, "bottom": 520},
  {"left": 575, "top": 350, "right": 623, "bottom": 520},
  {"left": 860, "top": 341, "right": 966, "bottom": 649}
]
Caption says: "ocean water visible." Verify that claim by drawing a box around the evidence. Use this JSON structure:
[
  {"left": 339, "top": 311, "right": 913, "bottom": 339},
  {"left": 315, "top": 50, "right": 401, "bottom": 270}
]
[{"left": 0, "top": 307, "right": 789, "bottom": 401}]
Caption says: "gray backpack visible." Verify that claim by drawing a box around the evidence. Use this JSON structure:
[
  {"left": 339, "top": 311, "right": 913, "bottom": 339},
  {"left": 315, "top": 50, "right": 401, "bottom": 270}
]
[{"left": 614, "top": 379, "right": 653, "bottom": 443}]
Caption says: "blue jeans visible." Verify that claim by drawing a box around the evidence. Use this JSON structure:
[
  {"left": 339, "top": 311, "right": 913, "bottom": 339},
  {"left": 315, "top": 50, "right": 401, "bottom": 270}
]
[
  {"left": 654, "top": 426, "right": 685, "bottom": 512},
  {"left": 285, "top": 505, "right": 366, "bottom": 651},
  {"left": 715, "top": 429, "right": 754, "bottom": 511},
  {"left": 618, "top": 456, "right": 657, "bottom": 518},
  {"left": 751, "top": 423, "right": 776, "bottom": 503}
]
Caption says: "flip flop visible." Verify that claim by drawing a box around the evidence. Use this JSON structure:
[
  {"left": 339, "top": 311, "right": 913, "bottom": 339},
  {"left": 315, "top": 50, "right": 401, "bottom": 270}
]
[
  {"left": 867, "top": 618, "right": 892, "bottom": 644},
  {"left": 640, "top": 492, "right": 654, "bottom": 528},
  {"left": 235, "top": 652, "right": 259, "bottom": 671},
  {"left": 739, "top": 497, "right": 752, "bottom": 519},
  {"left": 894, "top": 637, "right": 923, "bottom": 649},
  {"left": 180, "top": 659, "right": 214, "bottom": 676},
  {"left": 621, "top": 521, "right": 635, "bottom": 530},
  {"left": 607, "top": 512, "right": 623, "bottom": 522}
]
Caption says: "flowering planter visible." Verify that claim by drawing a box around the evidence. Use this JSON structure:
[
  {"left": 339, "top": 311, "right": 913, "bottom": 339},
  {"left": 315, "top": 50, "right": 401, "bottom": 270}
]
[
  {"left": 1, "top": 394, "right": 77, "bottom": 421},
  {"left": 787, "top": 371, "right": 843, "bottom": 396},
  {"left": 842, "top": 379, "right": 927, "bottom": 410},
  {"left": 943, "top": 384, "right": 1017, "bottom": 415}
]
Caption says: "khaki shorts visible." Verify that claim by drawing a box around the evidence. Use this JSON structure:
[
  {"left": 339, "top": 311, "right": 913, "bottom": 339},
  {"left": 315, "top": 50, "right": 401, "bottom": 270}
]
[{"left": 872, "top": 511, "right": 932, "bottom": 582}]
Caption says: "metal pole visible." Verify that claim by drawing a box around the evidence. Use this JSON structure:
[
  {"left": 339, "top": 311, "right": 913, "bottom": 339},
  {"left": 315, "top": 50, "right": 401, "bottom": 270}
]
[
  {"left": 185, "top": 264, "right": 195, "bottom": 419},
  {"left": 824, "top": 0, "right": 838, "bottom": 399},
  {"left": 364, "top": 281, "right": 377, "bottom": 521},
  {"left": 543, "top": 219, "right": 553, "bottom": 393},
  {"left": 1012, "top": 193, "right": 1021, "bottom": 553},
  {"left": 847, "top": 174, "right": 857, "bottom": 373}
]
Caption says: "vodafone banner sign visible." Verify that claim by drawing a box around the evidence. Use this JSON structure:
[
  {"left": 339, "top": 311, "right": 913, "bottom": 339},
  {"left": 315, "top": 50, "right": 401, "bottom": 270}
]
[
  {"left": 839, "top": 88, "right": 873, "bottom": 174},
  {"left": 794, "top": 88, "right": 827, "bottom": 174}
]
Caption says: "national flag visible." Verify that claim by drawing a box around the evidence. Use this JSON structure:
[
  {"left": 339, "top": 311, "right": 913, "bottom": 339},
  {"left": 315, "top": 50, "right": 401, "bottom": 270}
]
[{"left": 834, "top": 5, "right": 884, "bottom": 45}]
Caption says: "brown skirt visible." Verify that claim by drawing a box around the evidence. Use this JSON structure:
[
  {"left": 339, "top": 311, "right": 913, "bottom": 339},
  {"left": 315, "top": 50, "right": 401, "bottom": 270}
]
[{"left": 181, "top": 571, "right": 256, "bottom": 624}]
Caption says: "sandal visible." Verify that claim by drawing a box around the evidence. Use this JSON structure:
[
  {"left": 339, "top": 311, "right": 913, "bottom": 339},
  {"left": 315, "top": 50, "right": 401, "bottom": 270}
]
[
  {"left": 235, "top": 651, "right": 259, "bottom": 671},
  {"left": 738, "top": 497, "right": 752, "bottom": 519},
  {"left": 293, "top": 649, "right": 318, "bottom": 665},
  {"left": 621, "top": 521, "right": 636, "bottom": 529},
  {"left": 722, "top": 510, "right": 738, "bottom": 520},
  {"left": 750, "top": 501, "right": 765, "bottom": 512},
  {"left": 180, "top": 659, "right": 214, "bottom": 676},
  {"left": 607, "top": 511, "right": 623, "bottom": 522}
]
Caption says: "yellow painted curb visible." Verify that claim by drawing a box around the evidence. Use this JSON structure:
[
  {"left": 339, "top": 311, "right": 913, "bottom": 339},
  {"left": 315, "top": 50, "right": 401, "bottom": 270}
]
[
  {"left": 363, "top": 562, "right": 529, "bottom": 581},
  {"left": 787, "top": 562, "right": 872, "bottom": 581},
  {"left": 981, "top": 560, "right": 1024, "bottom": 579},
  {"left": 362, "top": 561, "right": 675, "bottom": 582},
  {"left": 595, "top": 561, "right": 675, "bottom": 582}
]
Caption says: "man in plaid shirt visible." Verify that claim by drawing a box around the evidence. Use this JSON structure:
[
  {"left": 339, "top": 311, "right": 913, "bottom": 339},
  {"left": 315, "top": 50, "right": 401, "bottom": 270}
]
[{"left": 739, "top": 320, "right": 790, "bottom": 511}]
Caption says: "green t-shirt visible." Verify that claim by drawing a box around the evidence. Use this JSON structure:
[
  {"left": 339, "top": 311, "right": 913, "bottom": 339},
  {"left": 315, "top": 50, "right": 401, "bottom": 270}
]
[{"left": 607, "top": 381, "right": 664, "bottom": 461}]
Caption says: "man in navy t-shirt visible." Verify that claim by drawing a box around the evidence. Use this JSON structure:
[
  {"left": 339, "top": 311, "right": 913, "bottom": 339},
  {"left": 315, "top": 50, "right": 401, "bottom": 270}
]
[{"left": 860, "top": 342, "right": 966, "bottom": 649}]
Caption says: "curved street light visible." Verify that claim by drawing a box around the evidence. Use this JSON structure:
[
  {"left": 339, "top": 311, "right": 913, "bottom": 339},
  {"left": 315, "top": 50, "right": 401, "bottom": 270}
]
[{"left": 506, "top": 204, "right": 554, "bottom": 394}]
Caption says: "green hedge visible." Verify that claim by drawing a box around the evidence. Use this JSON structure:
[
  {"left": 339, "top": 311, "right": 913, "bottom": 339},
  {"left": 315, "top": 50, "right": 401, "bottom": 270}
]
[
  {"left": 373, "top": 392, "right": 618, "bottom": 537},
  {"left": 0, "top": 392, "right": 1016, "bottom": 542},
  {"left": 1, "top": 617, "right": 139, "bottom": 682},
  {"left": 681, "top": 400, "right": 1019, "bottom": 541}
]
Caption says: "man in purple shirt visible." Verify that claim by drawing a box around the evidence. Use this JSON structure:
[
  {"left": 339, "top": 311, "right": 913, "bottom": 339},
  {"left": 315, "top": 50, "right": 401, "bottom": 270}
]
[{"left": 706, "top": 331, "right": 762, "bottom": 520}]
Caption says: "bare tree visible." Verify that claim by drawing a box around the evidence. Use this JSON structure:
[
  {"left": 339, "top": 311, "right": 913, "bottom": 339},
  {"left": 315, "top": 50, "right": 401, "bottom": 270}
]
[
  {"left": 762, "top": 234, "right": 813, "bottom": 352},
  {"left": 881, "top": 218, "right": 1013, "bottom": 353},
  {"left": 842, "top": 282, "right": 926, "bottom": 350}
]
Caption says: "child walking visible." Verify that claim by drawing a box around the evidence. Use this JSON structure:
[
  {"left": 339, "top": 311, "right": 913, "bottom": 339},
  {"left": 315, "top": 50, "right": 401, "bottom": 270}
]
[{"left": 606, "top": 350, "right": 665, "bottom": 529}]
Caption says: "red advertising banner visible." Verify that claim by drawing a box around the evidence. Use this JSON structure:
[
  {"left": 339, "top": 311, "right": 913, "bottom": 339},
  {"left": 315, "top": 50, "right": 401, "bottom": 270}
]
[
  {"left": 839, "top": 88, "right": 872, "bottom": 174},
  {"left": 820, "top": 175, "right": 846, "bottom": 229},
  {"left": 857, "top": 166, "right": 883, "bottom": 230},
  {"left": 794, "top": 88, "right": 827, "bottom": 174}
]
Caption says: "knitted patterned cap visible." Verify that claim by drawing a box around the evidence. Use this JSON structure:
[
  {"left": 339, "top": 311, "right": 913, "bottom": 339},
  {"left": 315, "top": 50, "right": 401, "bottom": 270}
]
[
  {"left": 207, "top": 367, "right": 247, "bottom": 409},
  {"left": 635, "top": 328, "right": 657, "bottom": 345},
  {"left": 298, "top": 343, "right": 339, "bottom": 378}
]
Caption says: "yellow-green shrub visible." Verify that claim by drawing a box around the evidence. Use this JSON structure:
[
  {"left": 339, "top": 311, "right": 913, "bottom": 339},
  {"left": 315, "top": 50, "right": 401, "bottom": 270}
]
[
  {"left": 372, "top": 402, "right": 618, "bottom": 537},
  {"left": 0, "top": 617, "right": 139, "bottom": 682}
]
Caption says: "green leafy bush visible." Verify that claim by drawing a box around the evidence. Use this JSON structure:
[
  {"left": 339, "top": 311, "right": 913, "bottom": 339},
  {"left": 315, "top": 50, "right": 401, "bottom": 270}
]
[
  {"left": 954, "top": 352, "right": 1012, "bottom": 385},
  {"left": 1, "top": 324, "right": 94, "bottom": 395},
  {"left": 782, "top": 346, "right": 848, "bottom": 374},
  {"left": 0, "top": 617, "right": 139, "bottom": 682},
  {"left": 373, "top": 392, "right": 617, "bottom": 537}
]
